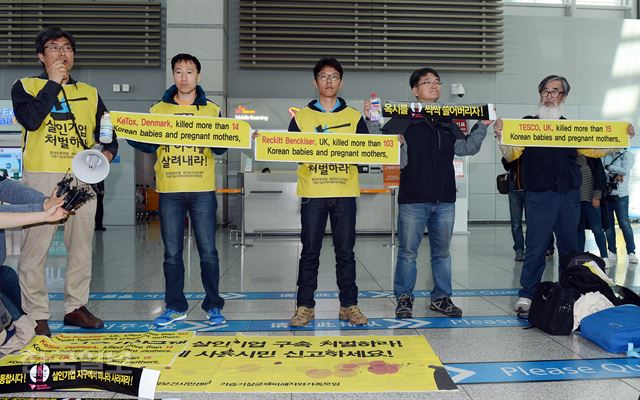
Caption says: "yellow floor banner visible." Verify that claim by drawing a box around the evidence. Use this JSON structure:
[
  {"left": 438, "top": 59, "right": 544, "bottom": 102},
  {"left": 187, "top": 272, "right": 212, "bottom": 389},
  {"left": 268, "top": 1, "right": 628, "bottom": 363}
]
[
  {"left": 111, "top": 111, "right": 252, "bottom": 149},
  {"left": 255, "top": 131, "right": 400, "bottom": 165},
  {"left": 0, "top": 333, "right": 454, "bottom": 394},
  {"left": 0, "top": 332, "right": 193, "bottom": 368},
  {"left": 501, "top": 119, "right": 629, "bottom": 148}
]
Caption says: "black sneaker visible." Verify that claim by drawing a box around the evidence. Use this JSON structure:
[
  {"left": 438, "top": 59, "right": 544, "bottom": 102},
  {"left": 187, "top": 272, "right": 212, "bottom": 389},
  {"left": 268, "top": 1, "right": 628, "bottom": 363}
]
[
  {"left": 395, "top": 295, "right": 414, "bottom": 319},
  {"left": 430, "top": 297, "right": 463, "bottom": 317}
]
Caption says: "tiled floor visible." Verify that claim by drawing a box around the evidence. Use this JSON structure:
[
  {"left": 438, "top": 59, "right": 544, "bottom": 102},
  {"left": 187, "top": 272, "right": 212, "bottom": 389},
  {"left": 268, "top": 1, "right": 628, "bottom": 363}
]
[{"left": 3, "top": 222, "right": 640, "bottom": 399}]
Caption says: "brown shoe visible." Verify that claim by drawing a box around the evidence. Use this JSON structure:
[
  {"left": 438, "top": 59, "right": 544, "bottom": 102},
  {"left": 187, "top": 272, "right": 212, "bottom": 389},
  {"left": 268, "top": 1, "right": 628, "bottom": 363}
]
[
  {"left": 35, "top": 319, "right": 51, "bottom": 337},
  {"left": 63, "top": 306, "right": 104, "bottom": 329},
  {"left": 289, "top": 306, "right": 314, "bottom": 327},
  {"left": 339, "top": 305, "right": 368, "bottom": 325}
]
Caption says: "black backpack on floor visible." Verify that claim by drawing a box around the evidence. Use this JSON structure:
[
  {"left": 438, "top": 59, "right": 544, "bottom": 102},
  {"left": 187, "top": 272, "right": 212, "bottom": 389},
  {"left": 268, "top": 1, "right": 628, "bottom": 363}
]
[{"left": 528, "top": 281, "right": 581, "bottom": 335}]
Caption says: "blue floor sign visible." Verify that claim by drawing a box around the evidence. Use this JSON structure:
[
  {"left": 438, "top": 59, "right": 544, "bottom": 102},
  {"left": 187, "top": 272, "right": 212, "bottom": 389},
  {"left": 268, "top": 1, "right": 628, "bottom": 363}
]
[
  {"left": 445, "top": 358, "right": 640, "bottom": 384},
  {"left": 50, "top": 288, "right": 523, "bottom": 301},
  {"left": 49, "top": 288, "right": 639, "bottom": 301},
  {"left": 51, "top": 315, "right": 529, "bottom": 333}
]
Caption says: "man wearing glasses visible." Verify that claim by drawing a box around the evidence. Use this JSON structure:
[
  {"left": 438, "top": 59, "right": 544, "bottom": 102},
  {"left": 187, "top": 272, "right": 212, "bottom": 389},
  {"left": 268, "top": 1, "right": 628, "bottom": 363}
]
[
  {"left": 288, "top": 57, "right": 369, "bottom": 327},
  {"left": 368, "top": 67, "right": 491, "bottom": 319},
  {"left": 11, "top": 27, "right": 117, "bottom": 336},
  {"left": 494, "top": 75, "right": 634, "bottom": 313}
]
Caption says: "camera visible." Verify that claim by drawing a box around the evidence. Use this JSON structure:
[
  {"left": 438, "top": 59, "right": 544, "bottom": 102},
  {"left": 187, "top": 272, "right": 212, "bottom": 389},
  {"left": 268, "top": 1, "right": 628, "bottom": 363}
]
[
  {"left": 606, "top": 174, "right": 619, "bottom": 195},
  {"left": 55, "top": 172, "right": 97, "bottom": 211},
  {"left": 451, "top": 83, "right": 465, "bottom": 98}
]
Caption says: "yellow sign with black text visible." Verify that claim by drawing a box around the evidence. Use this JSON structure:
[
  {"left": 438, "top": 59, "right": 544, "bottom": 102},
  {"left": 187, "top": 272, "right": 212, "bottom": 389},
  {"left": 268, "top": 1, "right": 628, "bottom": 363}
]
[
  {"left": 111, "top": 111, "right": 252, "bottom": 149},
  {"left": 0, "top": 333, "right": 453, "bottom": 394},
  {"left": 0, "top": 332, "right": 193, "bottom": 368},
  {"left": 164, "top": 335, "right": 452, "bottom": 393},
  {"left": 501, "top": 119, "right": 629, "bottom": 148},
  {"left": 255, "top": 132, "right": 400, "bottom": 165}
]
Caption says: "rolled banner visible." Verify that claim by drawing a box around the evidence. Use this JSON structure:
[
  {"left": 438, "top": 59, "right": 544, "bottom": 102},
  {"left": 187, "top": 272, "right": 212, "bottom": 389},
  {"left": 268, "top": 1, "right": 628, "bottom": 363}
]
[
  {"left": 0, "top": 362, "right": 160, "bottom": 399},
  {"left": 382, "top": 102, "right": 495, "bottom": 120}
]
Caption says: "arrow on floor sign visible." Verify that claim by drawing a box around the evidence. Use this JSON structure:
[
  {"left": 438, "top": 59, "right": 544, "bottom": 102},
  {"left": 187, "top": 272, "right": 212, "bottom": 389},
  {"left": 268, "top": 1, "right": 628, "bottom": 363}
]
[
  {"left": 444, "top": 366, "right": 476, "bottom": 383},
  {"left": 221, "top": 292, "right": 246, "bottom": 300},
  {"left": 172, "top": 321, "right": 210, "bottom": 331},
  {"left": 383, "top": 318, "right": 431, "bottom": 329},
  {"left": 366, "top": 291, "right": 394, "bottom": 298}
]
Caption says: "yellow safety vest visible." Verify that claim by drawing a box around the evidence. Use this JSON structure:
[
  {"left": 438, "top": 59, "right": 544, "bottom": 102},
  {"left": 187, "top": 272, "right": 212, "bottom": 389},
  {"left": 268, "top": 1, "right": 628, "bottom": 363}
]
[
  {"left": 150, "top": 100, "right": 220, "bottom": 193},
  {"left": 294, "top": 105, "right": 362, "bottom": 198},
  {"left": 20, "top": 78, "right": 98, "bottom": 173}
]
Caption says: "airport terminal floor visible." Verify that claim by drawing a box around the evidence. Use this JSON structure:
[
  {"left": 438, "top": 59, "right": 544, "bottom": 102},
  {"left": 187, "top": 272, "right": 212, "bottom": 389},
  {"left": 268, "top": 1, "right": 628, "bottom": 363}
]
[{"left": 4, "top": 222, "right": 640, "bottom": 400}]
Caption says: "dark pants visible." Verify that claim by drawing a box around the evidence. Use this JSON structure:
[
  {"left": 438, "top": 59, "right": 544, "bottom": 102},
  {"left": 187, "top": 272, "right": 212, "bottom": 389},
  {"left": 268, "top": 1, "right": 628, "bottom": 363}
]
[
  {"left": 508, "top": 188, "right": 526, "bottom": 254},
  {"left": 159, "top": 191, "right": 224, "bottom": 312},
  {"left": 296, "top": 197, "right": 358, "bottom": 308},
  {"left": 510, "top": 188, "right": 555, "bottom": 256},
  {"left": 0, "top": 265, "right": 22, "bottom": 320},
  {"left": 94, "top": 182, "right": 104, "bottom": 228},
  {"left": 520, "top": 190, "right": 580, "bottom": 299},
  {"left": 577, "top": 200, "right": 608, "bottom": 258}
]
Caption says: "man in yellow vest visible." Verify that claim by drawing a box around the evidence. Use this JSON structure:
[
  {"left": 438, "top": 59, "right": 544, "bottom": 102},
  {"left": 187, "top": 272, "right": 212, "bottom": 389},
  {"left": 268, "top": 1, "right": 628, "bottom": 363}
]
[
  {"left": 11, "top": 27, "right": 118, "bottom": 337},
  {"left": 288, "top": 57, "right": 369, "bottom": 327},
  {"left": 127, "top": 54, "right": 226, "bottom": 326}
]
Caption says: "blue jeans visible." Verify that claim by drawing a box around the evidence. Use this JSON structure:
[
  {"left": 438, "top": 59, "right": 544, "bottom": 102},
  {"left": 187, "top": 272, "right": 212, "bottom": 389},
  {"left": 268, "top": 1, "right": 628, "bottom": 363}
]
[
  {"left": 508, "top": 188, "right": 526, "bottom": 254},
  {"left": 297, "top": 197, "right": 357, "bottom": 308},
  {"left": 0, "top": 265, "right": 22, "bottom": 320},
  {"left": 394, "top": 202, "right": 455, "bottom": 301},
  {"left": 605, "top": 196, "right": 636, "bottom": 255},
  {"left": 577, "top": 201, "right": 608, "bottom": 258},
  {"left": 159, "top": 191, "right": 224, "bottom": 312},
  {"left": 520, "top": 190, "right": 579, "bottom": 299}
]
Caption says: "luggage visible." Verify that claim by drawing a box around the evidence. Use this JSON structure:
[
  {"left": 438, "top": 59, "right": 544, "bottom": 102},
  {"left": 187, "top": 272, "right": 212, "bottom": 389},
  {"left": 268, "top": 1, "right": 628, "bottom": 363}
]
[
  {"left": 580, "top": 305, "right": 640, "bottom": 353},
  {"left": 559, "top": 252, "right": 640, "bottom": 306},
  {"left": 528, "top": 282, "right": 581, "bottom": 335}
]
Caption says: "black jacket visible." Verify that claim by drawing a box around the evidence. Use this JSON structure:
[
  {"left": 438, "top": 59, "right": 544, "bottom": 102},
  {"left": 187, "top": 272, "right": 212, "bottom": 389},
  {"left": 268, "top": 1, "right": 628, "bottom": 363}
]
[
  {"left": 11, "top": 72, "right": 118, "bottom": 157},
  {"left": 501, "top": 157, "right": 524, "bottom": 191},
  {"left": 586, "top": 156, "right": 607, "bottom": 197},
  {"left": 384, "top": 117, "right": 462, "bottom": 203},
  {"left": 520, "top": 115, "right": 580, "bottom": 192}
]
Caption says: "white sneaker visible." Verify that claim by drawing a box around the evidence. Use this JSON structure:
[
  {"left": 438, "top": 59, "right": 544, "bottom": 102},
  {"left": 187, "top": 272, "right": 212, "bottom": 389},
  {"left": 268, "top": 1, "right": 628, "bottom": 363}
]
[
  {"left": 514, "top": 297, "right": 532, "bottom": 313},
  {"left": 608, "top": 251, "right": 617, "bottom": 259},
  {"left": 629, "top": 253, "right": 638, "bottom": 264}
]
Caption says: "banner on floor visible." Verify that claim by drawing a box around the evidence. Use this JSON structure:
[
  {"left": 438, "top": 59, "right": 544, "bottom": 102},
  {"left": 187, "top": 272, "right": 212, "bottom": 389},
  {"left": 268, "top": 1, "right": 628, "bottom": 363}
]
[
  {"left": 382, "top": 102, "right": 495, "bottom": 120},
  {"left": 0, "top": 332, "right": 193, "bottom": 367},
  {"left": 254, "top": 132, "right": 400, "bottom": 165},
  {"left": 500, "top": 119, "right": 629, "bottom": 148},
  {"left": 164, "top": 335, "right": 454, "bottom": 393},
  {"left": 0, "top": 362, "right": 159, "bottom": 398},
  {"left": 111, "top": 111, "right": 252, "bottom": 149},
  {"left": 0, "top": 333, "right": 453, "bottom": 394}
]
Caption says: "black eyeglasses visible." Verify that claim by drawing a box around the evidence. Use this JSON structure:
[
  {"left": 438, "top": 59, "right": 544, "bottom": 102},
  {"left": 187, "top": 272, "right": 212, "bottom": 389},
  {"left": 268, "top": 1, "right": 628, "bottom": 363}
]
[
  {"left": 540, "top": 89, "right": 564, "bottom": 98},
  {"left": 44, "top": 45, "right": 74, "bottom": 53},
  {"left": 417, "top": 79, "right": 442, "bottom": 87}
]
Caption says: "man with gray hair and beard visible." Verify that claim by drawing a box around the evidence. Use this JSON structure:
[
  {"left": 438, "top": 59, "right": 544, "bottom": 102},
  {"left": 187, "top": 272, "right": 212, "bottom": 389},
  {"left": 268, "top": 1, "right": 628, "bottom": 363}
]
[{"left": 494, "top": 75, "right": 635, "bottom": 313}]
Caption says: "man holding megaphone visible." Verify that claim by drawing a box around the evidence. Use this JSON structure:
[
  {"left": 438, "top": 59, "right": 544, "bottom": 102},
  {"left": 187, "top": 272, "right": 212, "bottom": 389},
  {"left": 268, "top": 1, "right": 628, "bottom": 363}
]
[{"left": 11, "top": 27, "right": 118, "bottom": 337}]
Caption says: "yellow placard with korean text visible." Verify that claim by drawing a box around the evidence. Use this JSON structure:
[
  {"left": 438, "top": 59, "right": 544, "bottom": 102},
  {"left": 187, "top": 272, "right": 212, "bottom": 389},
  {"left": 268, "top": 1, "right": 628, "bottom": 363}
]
[
  {"left": 0, "top": 333, "right": 453, "bottom": 394},
  {"left": 111, "top": 111, "right": 252, "bottom": 149},
  {"left": 501, "top": 119, "right": 629, "bottom": 148},
  {"left": 160, "top": 335, "right": 452, "bottom": 393},
  {"left": 255, "top": 131, "right": 400, "bottom": 165},
  {"left": 0, "top": 332, "right": 193, "bottom": 368}
]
